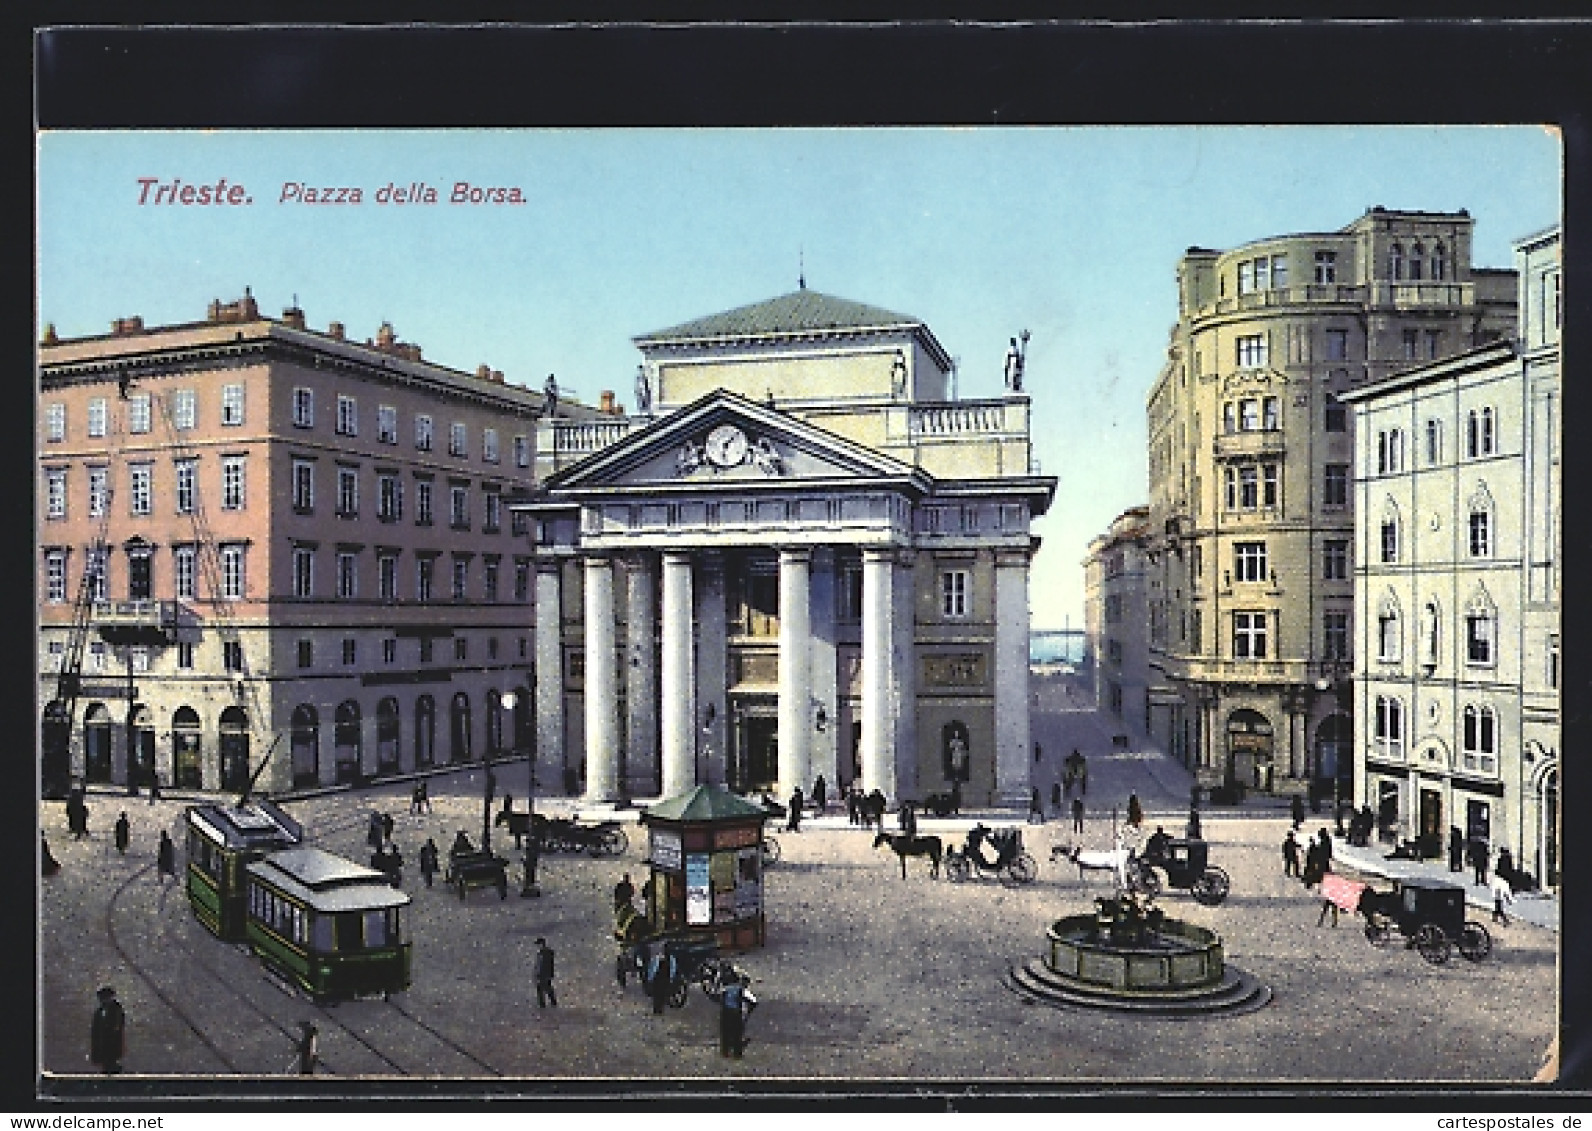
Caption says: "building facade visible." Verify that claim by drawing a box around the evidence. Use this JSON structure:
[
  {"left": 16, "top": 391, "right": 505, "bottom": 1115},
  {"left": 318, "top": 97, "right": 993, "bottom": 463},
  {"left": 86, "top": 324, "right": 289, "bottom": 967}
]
[
  {"left": 1082, "top": 506, "right": 1151, "bottom": 736},
  {"left": 519, "top": 289, "right": 1056, "bottom": 807},
  {"left": 38, "top": 292, "right": 608, "bottom": 797},
  {"left": 1144, "top": 208, "right": 1517, "bottom": 801},
  {"left": 1341, "top": 226, "right": 1559, "bottom": 888}
]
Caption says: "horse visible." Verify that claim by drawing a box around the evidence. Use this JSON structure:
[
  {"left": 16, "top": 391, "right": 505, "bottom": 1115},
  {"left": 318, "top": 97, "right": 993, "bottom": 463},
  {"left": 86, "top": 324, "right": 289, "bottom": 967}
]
[
  {"left": 873, "top": 831, "right": 943, "bottom": 879},
  {"left": 857, "top": 790, "right": 888, "bottom": 830},
  {"left": 494, "top": 808, "right": 536, "bottom": 849},
  {"left": 1051, "top": 842, "right": 1133, "bottom": 887}
]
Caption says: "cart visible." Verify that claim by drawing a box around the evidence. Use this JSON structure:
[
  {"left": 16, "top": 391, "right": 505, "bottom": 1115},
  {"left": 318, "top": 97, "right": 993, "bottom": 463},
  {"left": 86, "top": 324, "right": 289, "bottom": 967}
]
[{"left": 1359, "top": 876, "right": 1492, "bottom": 965}]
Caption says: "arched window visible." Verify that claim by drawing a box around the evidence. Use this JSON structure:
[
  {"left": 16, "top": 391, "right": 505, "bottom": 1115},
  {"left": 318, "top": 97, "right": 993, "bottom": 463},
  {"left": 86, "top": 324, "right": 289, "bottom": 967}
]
[
  {"left": 1377, "top": 592, "right": 1402, "bottom": 662},
  {"left": 1409, "top": 241, "right": 1424, "bottom": 281},
  {"left": 376, "top": 697, "right": 400, "bottom": 774},
  {"left": 414, "top": 695, "right": 435, "bottom": 769},
  {"left": 172, "top": 705, "right": 203, "bottom": 789},
  {"left": 1380, "top": 501, "right": 1401, "bottom": 564},
  {"left": 1468, "top": 484, "right": 1495, "bottom": 558},
  {"left": 450, "top": 691, "right": 472, "bottom": 763},
  {"left": 219, "top": 705, "right": 251, "bottom": 793},
  {"left": 1425, "top": 418, "right": 1444, "bottom": 464},
  {"left": 1374, "top": 696, "right": 1405, "bottom": 757},
  {"left": 83, "top": 702, "right": 113, "bottom": 783},
  {"left": 1465, "top": 588, "right": 1497, "bottom": 667},
  {"left": 1420, "top": 599, "right": 1441, "bottom": 668},
  {"left": 1389, "top": 242, "right": 1404, "bottom": 280},
  {"left": 334, "top": 700, "right": 361, "bottom": 783},
  {"left": 1462, "top": 704, "right": 1498, "bottom": 773},
  {"left": 486, "top": 688, "right": 503, "bottom": 755},
  {"left": 290, "top": 704, "right": 320, "bottom": 787},
  {"left": 1431, "top": 241, "right": 1447, "bottom": 280}
]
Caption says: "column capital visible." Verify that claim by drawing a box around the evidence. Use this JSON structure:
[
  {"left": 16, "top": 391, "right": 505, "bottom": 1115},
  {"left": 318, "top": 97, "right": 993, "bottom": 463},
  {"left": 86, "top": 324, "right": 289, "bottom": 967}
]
[
  {"left": 779, "top": 547, "right": 813, "bottom": 566},
  {"left": 583, "top": 553, "right": 613, "bottom": 571},
  {"left": 661, "top": 549, "right": 695, "bottom": 568}
]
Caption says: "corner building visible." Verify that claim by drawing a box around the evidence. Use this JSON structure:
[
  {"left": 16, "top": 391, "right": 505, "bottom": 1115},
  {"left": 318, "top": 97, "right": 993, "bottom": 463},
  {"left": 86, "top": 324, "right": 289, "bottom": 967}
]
[
  {"left": 1082, "top": 506, "right": 1151, "bottom": 738},
  {"left": 1145, "top": 208, "right": 1516, "bottom": 801},
  {"left": 520, "top": 290, "right": 1056, "bottom": 807},
  {"left": 38, "top": 293, "right": 608, "bottom": 796}
]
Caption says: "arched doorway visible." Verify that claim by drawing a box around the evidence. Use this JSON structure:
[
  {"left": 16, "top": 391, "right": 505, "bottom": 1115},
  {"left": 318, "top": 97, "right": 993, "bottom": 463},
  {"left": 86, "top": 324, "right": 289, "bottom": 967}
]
[
  {"left": 129, "top": 704, "right": 156, "bottom": 791},
  {"left": 449, "top": 692, "right": 472, "bottom": 763},
  {"left": 290, "top": 704, "right": 320, "bottom": 788},
  {"left": 334, "top": 700, "right": 362, "bottom": 784},
  {"left": 1226, "top": 708, "right": 1274, "bottom": 792},
  {"left": 1312, "top": 713, "right": 1353, "bottom": 809},
  {"left": 172, "top": 706, "right": 203, "bottom": 789},
  {"left": 510, "top": 685, "right": 533, "bottom": 755},
  {"left": 941, "top": 721, "right": 971, "bottom": 784},
  {"left": 485, "top": 689, "right": 503, "bottom": 756},
  {"left": 219, "top": 706, "right": 251, "bottom": 793},
  {"left": 83, "top": 703, "right": 113, "bottom": 784},
  {"left": 376, "top": 697, "right": 401, "bottom": 775},
  {"left": 415, "top": 696, "right": 435, "bottom": 769},
  {"left": 1541, "top": 767, "right": 1559, "bottom": 888}
]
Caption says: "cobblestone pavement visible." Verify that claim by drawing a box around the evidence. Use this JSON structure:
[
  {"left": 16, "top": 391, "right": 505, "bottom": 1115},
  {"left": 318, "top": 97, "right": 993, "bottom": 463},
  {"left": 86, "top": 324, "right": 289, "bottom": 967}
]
[{"left": 38, "top": 692, "right": 1559, "bottom": 1092}]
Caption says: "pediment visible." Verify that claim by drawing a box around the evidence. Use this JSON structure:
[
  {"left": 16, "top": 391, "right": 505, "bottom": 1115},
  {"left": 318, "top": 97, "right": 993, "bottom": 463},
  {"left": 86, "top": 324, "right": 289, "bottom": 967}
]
[{"left": 544, "top": 391, "right": 929, "bottom": 495}]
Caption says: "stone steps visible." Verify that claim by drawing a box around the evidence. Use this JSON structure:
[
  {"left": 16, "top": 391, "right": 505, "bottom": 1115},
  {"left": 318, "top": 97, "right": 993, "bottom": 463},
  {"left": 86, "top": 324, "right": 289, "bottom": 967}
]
[{"left": 1004, "top": 958, "right": 1273, "bottom": 1018}]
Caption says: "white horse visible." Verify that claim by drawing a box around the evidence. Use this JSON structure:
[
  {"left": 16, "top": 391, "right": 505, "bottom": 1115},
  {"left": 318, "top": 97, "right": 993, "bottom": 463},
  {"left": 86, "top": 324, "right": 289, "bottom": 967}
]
[{"left": 1051, "top": 838, "right": 1135, "bottom": 889}]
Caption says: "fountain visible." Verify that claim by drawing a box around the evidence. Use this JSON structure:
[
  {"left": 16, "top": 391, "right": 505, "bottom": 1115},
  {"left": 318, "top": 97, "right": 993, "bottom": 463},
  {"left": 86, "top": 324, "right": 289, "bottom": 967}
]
[{"left": 1006, "top": 887, "right": 1271, "bottom": 1016}]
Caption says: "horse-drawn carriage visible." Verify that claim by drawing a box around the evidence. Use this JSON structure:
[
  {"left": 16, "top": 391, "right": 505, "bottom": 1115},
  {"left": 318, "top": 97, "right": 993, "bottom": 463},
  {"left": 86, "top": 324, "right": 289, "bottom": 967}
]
[
  {"left": 494, "top": 810, "right": 628, "bottom": 857},
  {"left": 945, "top": 824, "right": 1037, "bottom": 885},
  {"left": 613, "top": 904, "right": 739, "bottom": 1007},
  {"left": 444, "top": 845, "right": 510, "bottom": 900},
  {"left": 1127, "top": 836, "right": 1231, "bottom": 905},
  {"left": 1357, "top": 876, "right": 1492, "bottom": 965}
]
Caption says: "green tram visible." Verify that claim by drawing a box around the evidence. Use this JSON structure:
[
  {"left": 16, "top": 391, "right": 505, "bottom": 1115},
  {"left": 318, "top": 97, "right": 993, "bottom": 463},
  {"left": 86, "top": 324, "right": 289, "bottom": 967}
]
[
  {"left": 186, "top": 801, "right": 304, "bottom": 940},
  {"left": 245, "top": 846, "right": 412, "bottom": 1002}
]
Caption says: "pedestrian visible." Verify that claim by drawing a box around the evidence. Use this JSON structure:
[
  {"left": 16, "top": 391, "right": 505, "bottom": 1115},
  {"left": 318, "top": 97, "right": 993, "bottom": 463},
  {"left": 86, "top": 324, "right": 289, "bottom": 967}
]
[
  {"left": 410, "top": 781, "right": 426, "bottom": 815},
  {"left": 1316, "top": 828, "right": 1334, "bottom": 875},
  {"left": 1127, "top": 792, "right": 1143, "bottom": 829},
  {"left": 845, "top": 787, "right": 859, "bottom": 826},
  {"left": 1301, "top": 837, "right": 1324, "bottom": 888},
  {"left": 1490, "top": 871, "right": 1514, "bottom": 926},
  {"left": 90, "top": 987, "right": 125, "bottom": 1075},
  {"left": 1290, "top": 794, "right": 1305, "bottom": 829},
  {"left": 533, "top": 937, "right": 557, "bottom": 1008},
  {"left": 1077, "top": 756, "right": 1088, "bottom": 797},
  {"left": 1282, "top": 829, "right": 1302, "bottom": 878},
  {"left": 1028, "top": 788, "right": 1045, "bottom": 824},
  {"left": 418, "top": 780, "right": 432, "bottom": 813},
  {"left": 380, "top": 811, "right": 395, "bottom": 845},
  {"left": 114, "top": 811, "right": 130, "bottom": 855},
  {"left": 1071, "top": 797, "right": 1085, "bottom": 835},
  {"left": 812, "top": 774, "right": 827, "bottom": 815},
  {"left": 1448, "top": 827, "right": 1465, "bottom": 872},
  {"left": 1186, "top": 805, "right": 1202, "bottom": 840},
  {"left": 367, "top": 812, "right": 385, "bottom": 853},
  {"left": 68, "top": 788, "right": 89, "bottom": 840},
  {"left": 719, "top": 973, "right": 757, "bottom": 1058},
  {"left": 294, "top": 1021, "right": 319, "bottom": 1075},
  {"left": 156, "top": 829, "right": 176, "bottom": 885},
  {"left": 614, "top": 871, "right": 636, "bottom": 912},
  {"left": 899, "top": 801, "right": 917, "bottom": 838},
  {"left": 1317, "top": 894, "right": 1341, "bottom": 927},
  {"left": 786, "top": 787, "right": 804, "bottom": 833},
  {"left": 647, "top": 945, "right": 676, "bottom": 1015},
  {"left": 1497, "top": 846, "right": 1516, "bottom": 887},
  {"left": 42, "top": 834, "right": 60, "bottom": 877},
  {"left": 419, "top": 837, "right": 439, "bottom": 888},
  {"left": 1468, "top": 835, "right": 1490, "bottom": 886},
  {"left": 1051, "top": 781, "right": 1062, "bottom": 814}
]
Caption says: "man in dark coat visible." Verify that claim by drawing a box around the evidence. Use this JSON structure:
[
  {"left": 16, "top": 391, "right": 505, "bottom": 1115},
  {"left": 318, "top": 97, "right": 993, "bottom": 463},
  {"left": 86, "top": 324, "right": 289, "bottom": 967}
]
[
  {"left": 1449, "top": 827, "right": 1465, "bottom": 872},
  {"left": 90, "top": 987, "right": 125, "bottom": 1074},
  {"left": 1282, "top": 829, "right": 1302, "bottom": 878},
  {"left": 1072, "top": 797, "right": 1085, "bottom": 835},
  {"left": 419, "top": 838, "right": 440, "bottom": 888},
  {"left": 114, "top": 812, "right": 130, "bottom": 855},
  {"left": 812, "top": 775, "right": 827, "bottom": 814},
  {"left": 647, "top": 946, "right": 676, "bottom": 1015},
  {"left": 786, "top": 788, "right": 804, "bottom": 833},
  {"left": 719, "top": 973, "right": 757, "bottom": 1058},
  {"left": 156, "top": 830, "right": 176, "bottom": 885},
  {"left": 1290, "top": 794, "right": 1306, "bottom": 829},
  {"left": 614, "top": 872, "right": 636, "bottom": 913},
  {"left": 533, "top": 937, "right": 557, "bottom": 1008},
  {"left": 1468, "top": 836, "right": 1490, "bottom": 886}
]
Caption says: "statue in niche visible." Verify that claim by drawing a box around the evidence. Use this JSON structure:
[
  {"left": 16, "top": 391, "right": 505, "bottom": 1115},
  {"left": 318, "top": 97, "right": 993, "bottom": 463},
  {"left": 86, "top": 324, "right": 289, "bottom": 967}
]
[
  {"left": 542, "top": 373, "right": 560, "bottom": 418},
  {"left": 891, "top": 350, "right": 908, "bottom": 398},
  {"left": 1003, "top": 329, "right": 1030, "bottom": 392},
  {"left": 751, "top": 436, "right": 785, "bottom": 476},
  {"left": 676, "top": 440, "right": 703, "bottom": 477}
]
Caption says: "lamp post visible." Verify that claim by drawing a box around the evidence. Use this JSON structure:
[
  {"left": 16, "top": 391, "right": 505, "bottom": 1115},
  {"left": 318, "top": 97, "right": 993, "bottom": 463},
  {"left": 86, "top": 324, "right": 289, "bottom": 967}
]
[{"left": 502, "top": 691, "right": 539, "bottom": 896}]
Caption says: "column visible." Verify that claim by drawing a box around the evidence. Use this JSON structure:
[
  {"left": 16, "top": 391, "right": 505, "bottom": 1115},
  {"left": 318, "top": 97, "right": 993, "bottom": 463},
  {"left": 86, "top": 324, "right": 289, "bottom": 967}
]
[
  {"left": 891, "top": 551, "right": 919, "bottom": 801},
  {"left": 534, "top": 559, "right": 565, "bottom": 797},
  {"left": 583, "top": 556, "right": 620, "bottom": 802},
  {"left": 993, "top": 548, "right": 1033, "bottom": 807},
  {"left": 623, "top": 553, "right": 659, "bottom": 797},
  {"left": 777, "top": 549, "right": 812, "bottom": 800},
  {"left": 808, "top": 548, "right": 839, "bottom": 796},
  {"left": 694, "top": 553, "right": 728, "bottom": 788},
  {"left": 660, "top": 551, "right": 696, "bottom": 799},
  {"left": 860, "top": 548, "right": 896, "bottom": 799}
]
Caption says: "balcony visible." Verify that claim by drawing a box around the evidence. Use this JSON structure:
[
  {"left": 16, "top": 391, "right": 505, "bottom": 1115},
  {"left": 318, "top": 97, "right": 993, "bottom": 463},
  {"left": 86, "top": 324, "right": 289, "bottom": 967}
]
[
  {"left": 92, "top": 599, "right": 180, "bottom": 645},
  {"left": 1212, "top": 430, "right": 1286, "bottom": 459}
]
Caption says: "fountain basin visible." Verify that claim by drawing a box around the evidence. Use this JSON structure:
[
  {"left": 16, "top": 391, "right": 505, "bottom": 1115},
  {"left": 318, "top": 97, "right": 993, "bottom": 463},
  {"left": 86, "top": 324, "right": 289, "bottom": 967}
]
[{"left": 1046, "top": 913, "right": 1224, "bottom": 993}]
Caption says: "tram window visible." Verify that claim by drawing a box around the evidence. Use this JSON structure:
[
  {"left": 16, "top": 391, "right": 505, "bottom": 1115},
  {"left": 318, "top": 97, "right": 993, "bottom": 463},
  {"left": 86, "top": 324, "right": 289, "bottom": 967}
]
[
  {"left": 312, "top": 915, "right": 333, "bottom": 953},
  {"left": 294, "top": 906, "right": 306, "bottom": 945},
  {"left": 333, "top": 914, "right": 362, "bottom": 953},
  {"left": 365, "top": 910, "right": 387, "bottom": 947}
]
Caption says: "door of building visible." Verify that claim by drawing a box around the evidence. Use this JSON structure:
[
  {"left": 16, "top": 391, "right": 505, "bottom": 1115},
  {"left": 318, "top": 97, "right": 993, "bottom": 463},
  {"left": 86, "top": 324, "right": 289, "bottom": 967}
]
[
  {"left": 734, "top": 710, "right": 779, "bottom": 794},
  {"left": 1418, "top": 787, "right": 1443, "bottom": 855},
  {"left": 1466, "top": 798, "right": 1491, "bottom": 845}
]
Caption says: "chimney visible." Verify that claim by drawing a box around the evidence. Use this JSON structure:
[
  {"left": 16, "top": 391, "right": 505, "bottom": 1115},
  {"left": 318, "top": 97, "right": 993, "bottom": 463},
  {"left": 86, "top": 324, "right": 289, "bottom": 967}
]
[
  {"left": 111, "top": 316, "right": 144, "bottom": 336},
  {"left": 376, "top": 322, "right": 396, "bottom": 350},
  {"left": 491, "top": 369, "right": 504, "bottom": 384},
  {"left": 327, "top": 321, "right": 345, "bottom": 341},
  {"left": 600, "top": 390, "right": 619, "bottom": 415},
  {"left": 476, "top": 364, "right": 492, "bottom": 380},
  {"left": 282, "top": 306, "right": 307, "bottom": 330}
]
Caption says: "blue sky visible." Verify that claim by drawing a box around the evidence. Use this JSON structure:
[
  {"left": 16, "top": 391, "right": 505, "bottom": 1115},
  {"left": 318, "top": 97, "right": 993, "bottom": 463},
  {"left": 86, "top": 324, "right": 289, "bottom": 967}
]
[{"left": 36, "top": 126, "right": 1561, "bottom": 628}]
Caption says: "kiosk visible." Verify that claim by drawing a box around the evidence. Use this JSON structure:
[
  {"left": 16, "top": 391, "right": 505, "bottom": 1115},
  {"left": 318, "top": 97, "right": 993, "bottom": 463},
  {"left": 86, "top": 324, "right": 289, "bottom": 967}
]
[{"left": 640, "top": 785, "right": 767, "bottom": 949}]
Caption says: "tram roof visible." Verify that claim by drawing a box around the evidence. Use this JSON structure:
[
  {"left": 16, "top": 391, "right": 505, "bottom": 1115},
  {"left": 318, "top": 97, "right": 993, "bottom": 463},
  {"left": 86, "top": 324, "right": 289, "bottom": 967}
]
[
  {"left": 187, "top": 800, "right": 303, "bottom": 851},
  {"left": 246, "top": 847, "right": 411, "bottom": 913}
]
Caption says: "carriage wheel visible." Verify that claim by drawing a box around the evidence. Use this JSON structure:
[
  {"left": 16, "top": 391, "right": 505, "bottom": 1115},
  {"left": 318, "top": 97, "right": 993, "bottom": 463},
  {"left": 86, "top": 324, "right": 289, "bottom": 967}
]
[
  {"left": 669, "top": 980, "right": 689, "bottom": 1009},
  {"left": 946, "top": 853, "right": 971, "bottom": 883},
  {"left": 1192, "top": 867, "right": 1230, "bottom": 906},
  {"left": 1414, "top": 924, "right": 1453, "bottom": 965},
  {"left": 1364, "top": 918, "right": 1393, "bottom": 946},
  {"left": 1005, "top": 852, "right": 1038, "bottom": 885},
  {"left": 761, "top": 836, "right": 781, "bottom": 866},
  {"left": 1459, "top": 922, "right": 1493, "bottom": 962}
]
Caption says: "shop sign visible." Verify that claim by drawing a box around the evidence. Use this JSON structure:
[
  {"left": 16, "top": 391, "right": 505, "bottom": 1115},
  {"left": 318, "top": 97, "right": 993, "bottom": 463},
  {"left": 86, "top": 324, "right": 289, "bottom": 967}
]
[
  {"left": 650, "top": 829, "right": 682, "bottom": 871},
  {"left": 685, "top": 854, "right": 711, "bottom": 925}
]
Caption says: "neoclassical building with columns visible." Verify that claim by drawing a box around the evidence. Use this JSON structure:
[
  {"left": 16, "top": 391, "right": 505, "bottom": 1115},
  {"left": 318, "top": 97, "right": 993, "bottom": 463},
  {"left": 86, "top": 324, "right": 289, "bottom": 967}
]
[{"left": 517, "top": 289, "right": 1056, "bottom": 807}]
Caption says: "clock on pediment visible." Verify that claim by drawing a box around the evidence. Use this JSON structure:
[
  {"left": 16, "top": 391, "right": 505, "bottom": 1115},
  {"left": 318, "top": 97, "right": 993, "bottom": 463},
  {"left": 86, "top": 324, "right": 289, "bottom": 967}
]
[{"left": 705, "top": 424, "right": 750, "bottom": 468}]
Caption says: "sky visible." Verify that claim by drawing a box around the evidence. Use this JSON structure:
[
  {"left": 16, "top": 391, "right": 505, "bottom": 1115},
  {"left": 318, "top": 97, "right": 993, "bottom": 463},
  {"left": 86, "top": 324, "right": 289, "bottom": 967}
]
[{"left": 36, "top": 126, "right": 1561, "bottom": 629}]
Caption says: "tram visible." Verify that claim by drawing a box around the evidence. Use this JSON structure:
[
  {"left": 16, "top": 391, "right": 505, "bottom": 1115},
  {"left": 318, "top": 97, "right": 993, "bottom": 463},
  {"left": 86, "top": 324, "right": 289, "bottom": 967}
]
[
  {"left": 245, "top": 846, "right": 413, "bottom": 1002},
  {"left": 185, "top": 800, "right": 304, "bottom": 940}
]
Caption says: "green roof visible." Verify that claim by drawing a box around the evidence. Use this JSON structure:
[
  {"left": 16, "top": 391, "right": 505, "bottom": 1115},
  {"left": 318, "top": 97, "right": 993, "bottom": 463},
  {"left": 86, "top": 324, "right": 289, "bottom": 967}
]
[
  {"left": 642, "top": 784, "right": 769, "bottom": 823},
  {"left": 636, "top": 289, "right": 920, "bottom": 343}
]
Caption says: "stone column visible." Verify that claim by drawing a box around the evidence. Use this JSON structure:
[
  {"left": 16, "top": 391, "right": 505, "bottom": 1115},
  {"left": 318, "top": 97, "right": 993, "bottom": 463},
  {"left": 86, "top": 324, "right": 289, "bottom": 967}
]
[
  {"left": 534, "top": 559, "right": 565, "bottom": 797},
  {"left": 860, "top": 548, "right": 896, "bottom": 799},
  {"left": 891, "top": 550, "right": 919, "bottom": 801},
  {"left": 694, "top": 553, "right": 728, "bottom": 788},
  {"left": 582, "top": 556, "right": 619, "bottom": 802},
  {"left": 993, "top": 548, "right": 1033, "bottom": 807},
  {"left": 808, "top": 548, "right": 839, "bottom": 797},
  {"left": 777, "top": 548, "right": 812, "bottom": 800},
  {"left": 623, "top": 553, "right": 659, "bottom": 798},
  {"left": 660, "top": 551, "right": 696, "bottom": 799}
]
